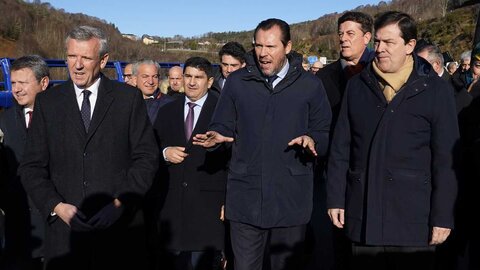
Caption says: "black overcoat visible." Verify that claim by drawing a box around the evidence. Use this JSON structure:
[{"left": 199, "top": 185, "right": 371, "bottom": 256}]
[
  {"left": 327, "top": 56, "right": 459, "bottom": 246},
  {"left": 19, "top": 76, "right": 159, "bottom": 269}
]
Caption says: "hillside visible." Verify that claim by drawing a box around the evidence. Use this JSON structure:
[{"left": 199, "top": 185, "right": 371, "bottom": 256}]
[{"left": 0, "top": 0, "right": 478, "bottom": 62}]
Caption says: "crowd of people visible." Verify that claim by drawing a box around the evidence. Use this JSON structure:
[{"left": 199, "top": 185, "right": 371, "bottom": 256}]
[{"left": 0, "top": 9, "right": 479, "bottom": 270}]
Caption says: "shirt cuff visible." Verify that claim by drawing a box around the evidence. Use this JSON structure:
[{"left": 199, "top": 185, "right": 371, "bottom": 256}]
[{"left": 162, "top": 147, "right": 169, "bottom": 162}]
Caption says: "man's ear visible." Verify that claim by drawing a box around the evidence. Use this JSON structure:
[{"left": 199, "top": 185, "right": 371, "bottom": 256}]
[
  {"left": 40, "top": 76, "right": 49, "bottom": 91},
  {"left": 405, "top": 39, "right": 416, "bottom": 55}
]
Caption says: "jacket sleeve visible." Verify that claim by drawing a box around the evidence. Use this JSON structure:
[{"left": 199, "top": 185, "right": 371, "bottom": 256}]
[
  {"left": 326, "top": 85, "right": 351, "bottom": 210},
  {"left": 430, "top": 81, "right": 459, "bottom": 229},
  {"left": 209, "top": 80, "right": 236, "bottom": 138},
  {"left": 307, "top": 80, "right": 332, "bottom": 158},
  {"left": 117, "top": 90, "right": 160, "bottom": 201},
  {"left": 19, "top": 94, "right": 64, "bottom": 219}
]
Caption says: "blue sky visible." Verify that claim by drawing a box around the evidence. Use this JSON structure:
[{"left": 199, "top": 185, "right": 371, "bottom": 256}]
[{"left": 43, "top": 0, "right": 384, "bottom": 38}]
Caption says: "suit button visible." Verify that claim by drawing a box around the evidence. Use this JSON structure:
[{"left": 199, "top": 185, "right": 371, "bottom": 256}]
[
  {"left": 388, "top": 178, "right": 393, "bottom": 181},
  {"left": 83, "top": 181, "right": 89, "bottom": 187},
  {"left": 83, "top": 152, "right": 87, "bottom": 157},
  {"left": 182, "top": 182, "right": 188, "bottom": 187}
]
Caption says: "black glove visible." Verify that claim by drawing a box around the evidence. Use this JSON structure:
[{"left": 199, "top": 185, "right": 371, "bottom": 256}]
[
  {"left": 87, "top": 202, "right": 124, "bottom": 230},
  {"left": 70, "top": 211, "right": 94, "bottom": 232}
]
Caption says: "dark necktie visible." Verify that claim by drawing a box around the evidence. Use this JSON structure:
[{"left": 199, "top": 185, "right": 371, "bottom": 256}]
[
  {"left": 185, "top": 102, "right": 197, "bottom": 140},
  {"left": 26, "top": 111, "right": 33, "bottom": 128},
  {"left": 81, "top": 90, "right": 92, "bottom": 132},
  {"left": 266, "top": 75, "right": 278, "bottom": 89}
]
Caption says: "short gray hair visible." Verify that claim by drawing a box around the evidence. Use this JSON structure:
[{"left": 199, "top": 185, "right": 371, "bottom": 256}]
[
  {"left": 65, "top": 25, "right": 108, "bottom": 57},
  {"left": 132, "top": 59, "right": 160, "bottom": 75},
  {"left": 11, "top": 55, "right": 50, "bottom": 82},
  {"left": 460, "top": 50, "right": 471, "bottom": 62}
]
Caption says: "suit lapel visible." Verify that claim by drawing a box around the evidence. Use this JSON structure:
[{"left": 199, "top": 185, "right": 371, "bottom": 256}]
[
  {"left": 86, "top": 77, "right": 114, "bottom": 142},
  {"left": 60, "top": 81, "right": 88, "bottom": 137}
]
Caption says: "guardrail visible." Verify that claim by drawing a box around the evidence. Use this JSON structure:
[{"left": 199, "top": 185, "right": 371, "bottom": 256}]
[{"left": 0, "top": 58, "right": 185, "bottom": 108}]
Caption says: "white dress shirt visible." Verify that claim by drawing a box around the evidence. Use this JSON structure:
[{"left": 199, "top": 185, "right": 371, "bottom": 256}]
[{"left": 73, "top": 77, "right": 101, "bottom": 118}]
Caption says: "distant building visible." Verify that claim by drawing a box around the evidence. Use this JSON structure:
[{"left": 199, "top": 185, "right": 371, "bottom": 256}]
[
  {"left": 122, "top": 34, "right": 138, "bottom": 41},
  {"left": 142, "top": 35, "right": 159, "bottom": 45}
]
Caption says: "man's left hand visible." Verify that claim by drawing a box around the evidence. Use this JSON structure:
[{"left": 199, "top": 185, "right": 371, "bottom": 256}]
[
  {"left": 288, "top": 135, "right": 317, "bottom": 156},
  {"left": 429, "top": 226, "right": 451, "bottom": 245}
]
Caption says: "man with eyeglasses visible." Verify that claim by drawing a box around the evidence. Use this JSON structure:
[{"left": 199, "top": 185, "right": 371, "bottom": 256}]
[{"left": 122, "top": 63, "right": 135, "bottom": 86}]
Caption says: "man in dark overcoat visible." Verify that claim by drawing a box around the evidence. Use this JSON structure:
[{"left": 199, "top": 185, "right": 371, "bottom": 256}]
[
  {"left": 18, "top": 26, "right": 159, "bottom": 270},
  {"left": 194, "top": 19, "right": 331, "bottom": 270},
  {"left": 153, "top": 57, "right": 228, "bottom": 270},
  {"left": 0, "top": 55, "right": 49, "bottom": 270},
  {"left": 327, "top": 11, "right": 459, "bottom": 269}
]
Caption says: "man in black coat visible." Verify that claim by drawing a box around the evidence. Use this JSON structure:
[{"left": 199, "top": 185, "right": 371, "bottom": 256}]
[
  {"left": 327, "top": 12, "right": 459, "bottom": 269},
  {"left": 0, "top": 55, "right": 50, "bottom": 270},
  {"left": 153, "top": 57, "right": 228, "bottom": 270},
  {"left": 194, "top": 19, "right": 331, "bottom": 270},
  {"left": 311, "top": 11, "right": 374, "bottom": 270},
  {"left": 18, "top": 26, "right": 159, "bottom": 270}
]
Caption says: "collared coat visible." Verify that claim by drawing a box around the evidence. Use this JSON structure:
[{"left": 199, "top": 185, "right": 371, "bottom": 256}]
[
  {"left": 210, "top": 51, "right": 331, "bottom": 228},
  {"left": 0, "top": 102, "right": 45, "bottom": 263},
  {"left": 327, "top": 56, "right": 459, "bottom": 246},
  {"left": 19, "top": 76, "right": 159, "bottom": 269},
  {"left": 152, "top": 92, "right": 228, "bottom": 251}
]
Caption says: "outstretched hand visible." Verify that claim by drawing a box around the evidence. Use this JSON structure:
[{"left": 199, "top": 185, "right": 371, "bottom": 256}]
[
  {"left": 288, "top": 135, "right": 317, "bottom": 156},
  {"left": 193, "top": 131, "right": 234, "bottom": 148}
]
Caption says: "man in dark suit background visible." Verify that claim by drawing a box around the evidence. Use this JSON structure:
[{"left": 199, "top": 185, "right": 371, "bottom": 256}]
[
  {"left": 19, "top": 26, "right": 159, "bottom": 270},
  {"left": 153, "top": 57, "right": 228, "bottom": 270},
  {"left": 212, "top": 42, "right": 246, "bottom": 92},
  {"left": 0, "top": 55, "right": 49, "bottom": 270},
  {"left": 131, "top": 59, "right": 174, "bottom": 123}
]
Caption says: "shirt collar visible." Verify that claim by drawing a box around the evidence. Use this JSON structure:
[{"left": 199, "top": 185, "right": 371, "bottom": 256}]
[
  {"left": 74, "top": 77, "right": 101, "bottom": 98},
  {"left": 185, "top": 92, "right": 208, "bottom": 108},
  {"left": 276, "top": 59, "right": 289, "bottom": 80}
]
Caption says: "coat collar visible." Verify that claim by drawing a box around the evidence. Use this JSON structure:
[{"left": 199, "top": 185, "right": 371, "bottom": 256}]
[
  {"left": 361, "top": 54, "right": 436, "bottom": 103},
  {"left": 60, "top": 74, "right": 114, "bottom": 141}
]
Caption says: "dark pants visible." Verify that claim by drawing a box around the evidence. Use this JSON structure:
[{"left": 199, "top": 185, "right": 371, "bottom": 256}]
[
  {"left": 351, "top": 244, "right": 436, "bottom": 270},
  {"left": 230, "top": 221, "right": 306, "bottom": 270}
]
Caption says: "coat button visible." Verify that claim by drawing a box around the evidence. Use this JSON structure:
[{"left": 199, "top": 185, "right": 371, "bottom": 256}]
[
  {"left": 388, "top": 177, "right": 393, "bottom": 181},
  {"left": 391, "top": 109, "right": 394, "bottom": 112},
  {"left": 83, "top": 152, "right": 87, "bottom": 157},
  {"left": 83, "top": 181, "right": 89, "bottom": 187},
  {"left": 182, "top": 182, "right": 188, "bottom": 187}
]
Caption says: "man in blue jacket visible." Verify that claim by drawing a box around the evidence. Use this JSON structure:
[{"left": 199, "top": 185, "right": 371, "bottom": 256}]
[
  {"left": 194, "top": 18, "right": 331, "bottom": 270},
  {"left": 327, "top": 11, "right": 459, "bottom": 269}
]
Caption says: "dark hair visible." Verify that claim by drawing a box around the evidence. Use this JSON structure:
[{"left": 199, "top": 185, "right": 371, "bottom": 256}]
[
  {"left": 254, "top": 18, "right": 291, "bottom": 47},
  {"left": 11, "top": 55, "right": 50, "bottom": 82},
  {"left": 219, "top": 42, "right": 246, "bottom": 64},
  {"left": 183, "top": 57, "right": 214, "bottom": 78},
  {"left": 65, "top": 25, "right": 108, "bottom": 57},
  {"left": 338, "top": 11, "right": 373, "bottom": 34},
  {"left": 374, "top": 11, "right": 417, "bottom": 44}
]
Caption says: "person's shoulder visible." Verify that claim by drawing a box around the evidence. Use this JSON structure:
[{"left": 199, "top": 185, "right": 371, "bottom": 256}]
[{"left": 317, "top": 60, "right": 341, "bottom": 77}]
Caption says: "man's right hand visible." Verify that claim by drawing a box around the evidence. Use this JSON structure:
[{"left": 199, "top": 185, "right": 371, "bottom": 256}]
[
  {"left": 192, "top": 131, "right": 234, "bottom": 148},
  {"left": 53, "top": 202, "right": 77, "bottom": 225},
  {"left": 165, "top": 146, "right": 188, "bottom": 164},
  {"left": 327, "top": 208, "right": 345, "bottom": 229}
]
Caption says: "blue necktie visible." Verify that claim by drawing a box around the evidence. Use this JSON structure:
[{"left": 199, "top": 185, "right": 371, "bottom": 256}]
[
  {"left": 81, "top": 90, "right": 91, "bottom": 132},
  {"left": 267, "top": 75, "right": 278, "bottom": 88}
]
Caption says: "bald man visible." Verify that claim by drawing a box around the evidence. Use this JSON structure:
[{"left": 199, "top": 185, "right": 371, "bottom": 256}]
[{"left": 167, "top": 66, "right": 184, "bottom": 99}]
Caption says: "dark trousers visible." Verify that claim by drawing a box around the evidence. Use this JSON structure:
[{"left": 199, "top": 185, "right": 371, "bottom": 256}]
[
  {"left": 351, "top": 244, "right": 436, "bottom": 270},
  {"left": 230, "top": 221, "right": 306, "bottom": 270}
]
